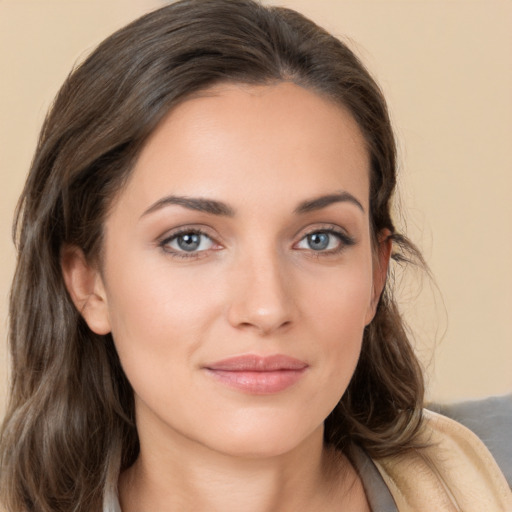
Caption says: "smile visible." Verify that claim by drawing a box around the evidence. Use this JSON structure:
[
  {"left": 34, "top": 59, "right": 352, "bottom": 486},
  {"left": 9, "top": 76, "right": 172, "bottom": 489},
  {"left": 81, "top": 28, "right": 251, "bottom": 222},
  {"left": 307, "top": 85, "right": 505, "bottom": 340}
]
[{"left": 204, "top": 354, "right": 309, "bottom": 394}]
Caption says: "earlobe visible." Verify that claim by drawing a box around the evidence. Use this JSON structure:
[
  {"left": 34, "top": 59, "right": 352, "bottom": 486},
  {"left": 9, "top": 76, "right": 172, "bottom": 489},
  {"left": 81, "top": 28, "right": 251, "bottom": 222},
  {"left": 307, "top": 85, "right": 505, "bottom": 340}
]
[
  {"left": 60, "top": 245, "right": 111, "bottom": 335},
  {"left": 365, "top": 229, "right": 393, "bottom": 325}
]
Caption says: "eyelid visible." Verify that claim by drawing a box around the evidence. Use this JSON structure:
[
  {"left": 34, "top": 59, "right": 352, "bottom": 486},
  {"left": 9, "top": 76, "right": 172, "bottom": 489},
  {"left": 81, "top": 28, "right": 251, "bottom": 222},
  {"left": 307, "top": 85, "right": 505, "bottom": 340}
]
[
  {"left": 157, "top": 225, "right": 223, "bottom": 258},
  {"left": 293, "top": 224, "right": 356, "bottom": 253},
  {"left": 295, "top": 223, "right": 354, "bottom": 242}
]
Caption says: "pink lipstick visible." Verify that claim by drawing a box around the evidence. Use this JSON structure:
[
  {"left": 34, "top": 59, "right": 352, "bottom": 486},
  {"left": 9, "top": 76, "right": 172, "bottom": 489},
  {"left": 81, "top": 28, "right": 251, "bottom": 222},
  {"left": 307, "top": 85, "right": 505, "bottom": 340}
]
[{"left": 204, "top": 354, "right": 308, "bottom": 394}]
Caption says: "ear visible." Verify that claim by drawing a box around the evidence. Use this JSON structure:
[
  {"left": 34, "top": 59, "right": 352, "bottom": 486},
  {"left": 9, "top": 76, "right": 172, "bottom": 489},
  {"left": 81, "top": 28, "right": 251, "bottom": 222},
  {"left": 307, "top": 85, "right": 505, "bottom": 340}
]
[
  {"left": 365, "top": 229, "right": 392, "bottom": 325},
  {"left": 60, "top": 245, "right": 111, "bottom": 335}
]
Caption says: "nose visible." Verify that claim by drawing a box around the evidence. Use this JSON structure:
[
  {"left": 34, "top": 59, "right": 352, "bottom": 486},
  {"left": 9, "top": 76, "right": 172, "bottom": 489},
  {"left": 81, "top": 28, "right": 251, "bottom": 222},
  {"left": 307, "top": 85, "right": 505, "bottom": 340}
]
[{"left": 226, "top": 251, "right": 296, "bottom": 336}]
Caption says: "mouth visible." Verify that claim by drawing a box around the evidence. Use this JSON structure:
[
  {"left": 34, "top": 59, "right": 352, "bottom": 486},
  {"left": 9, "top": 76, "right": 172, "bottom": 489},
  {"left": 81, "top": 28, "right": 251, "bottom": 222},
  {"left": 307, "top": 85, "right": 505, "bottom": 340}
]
[{"left": 203, "top": 354, "right": 309, "bottom": 394}]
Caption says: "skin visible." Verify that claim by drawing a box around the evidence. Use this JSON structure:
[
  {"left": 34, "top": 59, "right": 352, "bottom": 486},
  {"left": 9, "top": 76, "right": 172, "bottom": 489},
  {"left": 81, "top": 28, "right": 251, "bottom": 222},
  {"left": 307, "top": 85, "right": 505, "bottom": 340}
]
[{"left": 62, "top": 82, "right": 391, "bottom": 511}]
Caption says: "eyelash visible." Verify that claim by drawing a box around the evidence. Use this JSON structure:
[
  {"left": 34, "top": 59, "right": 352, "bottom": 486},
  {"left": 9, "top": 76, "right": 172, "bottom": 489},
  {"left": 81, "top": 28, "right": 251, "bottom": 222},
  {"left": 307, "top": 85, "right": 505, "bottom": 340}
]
[
  {"left": 296, "top": 226, "right": 356, "bottom": 257},
  {"left": 158, "top": 225, "right": 355, "bottom": 260},
  {"left": 159, "top": 227, "right": 217, "bottom": 259}
]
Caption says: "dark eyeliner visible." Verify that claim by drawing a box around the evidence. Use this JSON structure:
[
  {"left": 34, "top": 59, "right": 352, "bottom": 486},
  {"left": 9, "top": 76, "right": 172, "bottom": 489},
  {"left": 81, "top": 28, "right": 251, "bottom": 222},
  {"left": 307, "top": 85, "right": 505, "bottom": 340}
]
[
  {"left": 299, "top": 226, "right": 356, "bottom": 255},
  {"left": 158, "top": 227, "right": 213, "bottom": 259}
]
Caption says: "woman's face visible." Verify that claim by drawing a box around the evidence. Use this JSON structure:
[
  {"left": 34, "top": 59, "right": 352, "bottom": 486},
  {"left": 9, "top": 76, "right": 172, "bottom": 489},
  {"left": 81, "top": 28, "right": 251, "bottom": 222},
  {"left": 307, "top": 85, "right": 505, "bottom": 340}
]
[{"left": 73, "top": 82, "right": 389, "bottom": 458}]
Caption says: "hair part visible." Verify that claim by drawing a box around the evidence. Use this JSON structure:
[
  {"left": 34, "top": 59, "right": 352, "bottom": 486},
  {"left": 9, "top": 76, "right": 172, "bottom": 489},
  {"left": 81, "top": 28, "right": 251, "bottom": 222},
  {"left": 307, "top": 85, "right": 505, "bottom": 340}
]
[{"left": 1, "top": 1, "right": 425, "bottom": 509}]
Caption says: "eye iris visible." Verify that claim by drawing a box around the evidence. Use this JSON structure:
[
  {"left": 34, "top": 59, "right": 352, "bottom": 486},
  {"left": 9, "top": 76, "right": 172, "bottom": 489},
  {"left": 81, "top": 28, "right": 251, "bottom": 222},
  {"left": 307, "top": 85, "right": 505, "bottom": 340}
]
[
  {"left": 308, "top": 232, "right": 330, "bottom": 250},
  {"left": 177, "top": 233, "right": 201, "bottom": 251}
]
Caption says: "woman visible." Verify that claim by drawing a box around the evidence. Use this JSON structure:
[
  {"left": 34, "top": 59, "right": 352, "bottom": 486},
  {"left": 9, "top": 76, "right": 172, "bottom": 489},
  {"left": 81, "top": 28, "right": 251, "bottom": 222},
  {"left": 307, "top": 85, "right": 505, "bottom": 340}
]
[{"left": 0, "top": 1, "right": 510, "bottom": 511}]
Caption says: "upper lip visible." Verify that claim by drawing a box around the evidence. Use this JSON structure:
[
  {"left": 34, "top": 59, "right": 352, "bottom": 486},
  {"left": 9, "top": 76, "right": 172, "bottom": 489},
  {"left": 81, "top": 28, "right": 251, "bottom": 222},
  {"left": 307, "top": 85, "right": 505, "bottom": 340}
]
[{"left": 205, "top": 354, "right": 308, "bottom": 372}]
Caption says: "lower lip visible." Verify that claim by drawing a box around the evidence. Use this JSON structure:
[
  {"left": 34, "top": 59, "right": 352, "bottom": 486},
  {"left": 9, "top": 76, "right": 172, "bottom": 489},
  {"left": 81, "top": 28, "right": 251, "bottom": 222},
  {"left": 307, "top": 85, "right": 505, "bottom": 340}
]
[{"left": 205, "top": 368, "right": 307, "bottom": 394}]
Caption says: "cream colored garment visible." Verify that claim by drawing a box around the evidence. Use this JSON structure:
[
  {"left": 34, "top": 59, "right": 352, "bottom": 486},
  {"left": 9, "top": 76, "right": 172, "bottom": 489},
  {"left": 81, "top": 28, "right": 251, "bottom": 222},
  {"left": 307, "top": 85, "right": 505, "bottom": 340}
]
[{"left": 374, "top": 410, "right": 512, "bottom": 511}]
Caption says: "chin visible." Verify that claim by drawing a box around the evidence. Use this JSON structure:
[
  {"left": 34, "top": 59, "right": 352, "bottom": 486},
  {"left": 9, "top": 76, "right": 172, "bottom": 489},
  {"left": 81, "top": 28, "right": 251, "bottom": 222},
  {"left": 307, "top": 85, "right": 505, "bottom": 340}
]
[{"left": 199, "top": 416, "right": 323, "bottom": 460}]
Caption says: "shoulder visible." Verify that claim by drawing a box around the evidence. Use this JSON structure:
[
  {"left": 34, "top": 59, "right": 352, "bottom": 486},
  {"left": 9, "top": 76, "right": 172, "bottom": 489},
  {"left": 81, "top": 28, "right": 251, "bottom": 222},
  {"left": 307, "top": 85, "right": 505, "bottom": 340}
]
[
  {"left": 430, "top": 393, "right": 512, "bottom": 487},
  {"left": 373, "top": 409, "right": 512, "bottom": 512}
]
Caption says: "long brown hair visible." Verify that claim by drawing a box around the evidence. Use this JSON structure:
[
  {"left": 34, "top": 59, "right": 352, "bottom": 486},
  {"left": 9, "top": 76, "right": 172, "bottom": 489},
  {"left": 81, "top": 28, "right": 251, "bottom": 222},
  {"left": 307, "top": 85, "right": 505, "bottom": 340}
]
[{"left": 0, "top": 0, "right": 425, "bottom": 510}]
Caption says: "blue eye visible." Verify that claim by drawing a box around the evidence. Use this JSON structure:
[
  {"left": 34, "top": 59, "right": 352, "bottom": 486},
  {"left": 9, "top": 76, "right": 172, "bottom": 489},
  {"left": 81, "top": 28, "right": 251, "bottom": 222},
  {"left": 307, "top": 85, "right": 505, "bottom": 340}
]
[
  {"left": 306, "top": 232, "right": 331, "bottom": 251},
  {"left": 295, "top": 230, "right": 354, "bottom": 252},
  {"left": 162, "top": 231, "right": 215, "bottom": 254}
]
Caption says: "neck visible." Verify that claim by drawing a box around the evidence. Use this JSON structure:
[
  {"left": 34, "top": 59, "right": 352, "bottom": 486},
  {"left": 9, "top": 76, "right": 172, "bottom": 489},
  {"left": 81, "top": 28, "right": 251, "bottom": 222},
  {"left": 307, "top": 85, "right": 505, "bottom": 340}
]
[{"left": 119, "top": 424, "right": 367, "bottom": 512}]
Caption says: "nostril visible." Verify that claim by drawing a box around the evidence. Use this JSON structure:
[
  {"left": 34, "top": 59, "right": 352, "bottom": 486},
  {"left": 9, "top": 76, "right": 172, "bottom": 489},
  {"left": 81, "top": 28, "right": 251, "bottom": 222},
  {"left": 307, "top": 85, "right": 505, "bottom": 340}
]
[{"left": 235, "top": 318, "right": 293, "bottom": 336}]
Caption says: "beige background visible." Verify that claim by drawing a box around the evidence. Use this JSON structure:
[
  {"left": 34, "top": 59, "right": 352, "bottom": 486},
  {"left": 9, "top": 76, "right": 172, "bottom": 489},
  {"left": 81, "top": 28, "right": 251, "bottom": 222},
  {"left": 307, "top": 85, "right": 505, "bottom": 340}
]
[{"left": 1, "top": 0, "right": 511, "bottom": 418}]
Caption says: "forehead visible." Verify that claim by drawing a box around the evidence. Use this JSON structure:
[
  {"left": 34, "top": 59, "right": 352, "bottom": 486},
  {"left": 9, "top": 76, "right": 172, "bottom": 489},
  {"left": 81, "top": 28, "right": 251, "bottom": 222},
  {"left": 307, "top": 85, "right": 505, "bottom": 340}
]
[{"left": 115, "top": 82, "right": 370, "bottom": 215}]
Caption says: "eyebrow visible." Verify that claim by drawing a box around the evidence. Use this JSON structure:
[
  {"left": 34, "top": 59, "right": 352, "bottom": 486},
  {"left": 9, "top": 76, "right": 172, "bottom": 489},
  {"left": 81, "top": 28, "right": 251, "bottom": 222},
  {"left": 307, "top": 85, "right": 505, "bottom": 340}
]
[
  {"left": 140, "top": 190, "right": 364, "bottom": 219},
  {"left": 294, "top": 191, "right": 365, "bottom": 214},
  {"left": 141, "top": 195, "right": 235, "bottom": 218}
]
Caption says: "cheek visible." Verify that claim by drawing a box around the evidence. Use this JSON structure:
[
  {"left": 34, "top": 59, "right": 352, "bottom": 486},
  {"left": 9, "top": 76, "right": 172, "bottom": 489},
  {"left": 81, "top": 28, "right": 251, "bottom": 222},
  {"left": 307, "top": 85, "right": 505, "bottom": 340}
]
[
  {"left": 102, "top": 254, "right": 222, "bottom": 390},
  {"left": 306, "top": 259, "right": 374, "bottom": 337},
  {"left": 302, "top": 261, "right": 373, "bottom": 390}
]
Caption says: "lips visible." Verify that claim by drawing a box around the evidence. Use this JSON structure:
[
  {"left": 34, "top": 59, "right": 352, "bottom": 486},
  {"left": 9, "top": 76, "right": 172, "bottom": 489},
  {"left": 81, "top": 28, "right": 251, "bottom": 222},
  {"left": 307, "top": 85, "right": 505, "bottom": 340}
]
[{"left": 203, "top": 354, "right": 308, "bottom": 394}]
